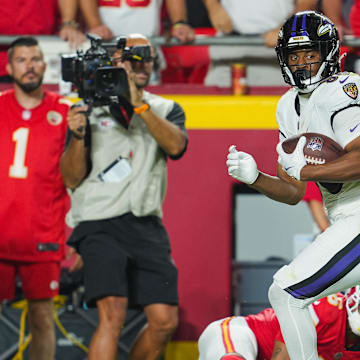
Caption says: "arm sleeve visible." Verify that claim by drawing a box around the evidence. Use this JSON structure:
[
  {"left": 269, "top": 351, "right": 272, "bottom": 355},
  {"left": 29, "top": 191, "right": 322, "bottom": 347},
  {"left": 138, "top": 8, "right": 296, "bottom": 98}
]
[
  {"left": 166, "top": 101, "right": 188, "bottom": 160},
  {"left": 166, "top": 101, "right": 187, "bottom": 134},
  {"left": 331, "top": 104, "right": 360, "bottom": 148}
]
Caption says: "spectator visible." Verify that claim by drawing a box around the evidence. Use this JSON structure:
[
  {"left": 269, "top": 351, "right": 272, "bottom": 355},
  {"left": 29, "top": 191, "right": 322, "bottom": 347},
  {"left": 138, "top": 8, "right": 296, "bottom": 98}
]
[
  {"left": 78, "top": 0, "right": 195, "bottom": 43},
  {"left": 202, "top": 0, "right": 321, "bottom": 47},
  {"left": 0, "top": 37, "right": 71, "bottom": 360},
  {"left": 302, "top": 181, "right": 329, "bottom": 234},
  {"left": 0, "top": 0, "right": 85, "bottom": 82},
  {"left": 198, "top": 290, "right": 360, "bottom": 359},
  {"left": 60, "top": 33, "right": 188, "bottom": 360},
  {"left": 201, "top": 0, "right": 345, "bottom": 48}
]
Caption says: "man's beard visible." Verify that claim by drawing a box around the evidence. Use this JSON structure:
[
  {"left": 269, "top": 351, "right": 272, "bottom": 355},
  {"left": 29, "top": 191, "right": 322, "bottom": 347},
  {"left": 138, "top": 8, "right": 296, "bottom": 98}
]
[
  {"left": 14, "top": 77, "right": 43, "bottom": 93},
  {"left": 135, "top": 76, "right": 150, "bottom": 89}
]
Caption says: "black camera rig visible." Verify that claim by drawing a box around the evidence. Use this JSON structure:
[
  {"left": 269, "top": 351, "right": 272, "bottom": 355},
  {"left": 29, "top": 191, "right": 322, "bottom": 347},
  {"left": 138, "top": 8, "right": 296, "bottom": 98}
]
[
  {"left": 61, "top": 34, "right": 155, "bottom": 107},
  {"left": 61, "top": 34, "right": 131, "bottom": 107}
]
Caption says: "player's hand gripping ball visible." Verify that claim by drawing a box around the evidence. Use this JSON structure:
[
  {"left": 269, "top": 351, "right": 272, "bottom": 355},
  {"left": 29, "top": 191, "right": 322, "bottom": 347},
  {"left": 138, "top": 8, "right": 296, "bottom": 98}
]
[
  {"left": 277, "top": 133, "right": 345, "bottom": 180},
  {"left": 281, "top": 133, "right": 345, "bottom": 165}
]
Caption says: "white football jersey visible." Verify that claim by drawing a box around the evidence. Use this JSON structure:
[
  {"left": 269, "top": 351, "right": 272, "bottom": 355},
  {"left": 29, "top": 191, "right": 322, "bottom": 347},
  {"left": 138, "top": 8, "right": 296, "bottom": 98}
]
[
  {"left": 98, "top": 0, "right": 162, "bottom": 37},
  {"left": 276, "top": 72, "right": 360, "bottom": 220},
  {"left": 221, "top": 0, "right": 294, "bottom": 34}
]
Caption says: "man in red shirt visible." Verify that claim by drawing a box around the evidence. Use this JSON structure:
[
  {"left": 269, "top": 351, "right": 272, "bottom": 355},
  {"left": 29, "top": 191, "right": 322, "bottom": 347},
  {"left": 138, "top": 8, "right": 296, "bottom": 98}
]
[
  {"left": 198, "top": 290, "right": 360, "bottom": 360},
  {"left": 0, "top": 0, "right": 85, "bottom": 82},
  {"left": 0, "top": 37, "right": 71, "bottom": 360}
]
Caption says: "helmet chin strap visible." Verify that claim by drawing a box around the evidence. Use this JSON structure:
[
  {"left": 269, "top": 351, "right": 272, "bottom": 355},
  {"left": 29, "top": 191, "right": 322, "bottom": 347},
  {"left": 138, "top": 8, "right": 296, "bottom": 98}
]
[{"left": 293, "top": 69, "right": 311, "bottom": 89}]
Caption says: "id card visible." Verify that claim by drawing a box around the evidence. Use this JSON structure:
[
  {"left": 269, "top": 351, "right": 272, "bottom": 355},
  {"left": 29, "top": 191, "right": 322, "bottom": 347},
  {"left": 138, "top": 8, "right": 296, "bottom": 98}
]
[{"left": 98, "top": 157, "right": 132, "bottom": 183}]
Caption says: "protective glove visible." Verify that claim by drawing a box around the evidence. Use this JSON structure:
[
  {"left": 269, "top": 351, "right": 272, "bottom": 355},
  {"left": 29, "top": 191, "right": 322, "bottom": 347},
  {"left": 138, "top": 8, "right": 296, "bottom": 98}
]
[
  {"left": 226, "top": 145, "right": 259, "bottom": 184},
  {"left": 276, "top": 136, "right": 307, "bottom": 180}
]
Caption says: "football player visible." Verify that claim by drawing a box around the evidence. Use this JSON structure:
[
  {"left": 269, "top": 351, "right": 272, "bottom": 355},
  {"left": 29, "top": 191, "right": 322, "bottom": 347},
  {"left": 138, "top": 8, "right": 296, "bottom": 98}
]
[
  {"left": 198, "top": 289, "right": 360, "bottom": 360},
  {"left": 0, "top": 37, "right": 71, "bottom": 360},
  {"left": 226, "top": 10, "right": 360, "bottom": 360}
]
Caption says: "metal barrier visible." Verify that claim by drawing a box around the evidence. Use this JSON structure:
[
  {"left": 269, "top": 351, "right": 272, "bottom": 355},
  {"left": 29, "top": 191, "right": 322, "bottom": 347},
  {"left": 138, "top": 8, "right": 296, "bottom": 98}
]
[
  {"left": 1, "top": 34, "right": 359, "bottom": 87},
  {"left": 0, "top": 34, "right": 360, "bottom": 47}
]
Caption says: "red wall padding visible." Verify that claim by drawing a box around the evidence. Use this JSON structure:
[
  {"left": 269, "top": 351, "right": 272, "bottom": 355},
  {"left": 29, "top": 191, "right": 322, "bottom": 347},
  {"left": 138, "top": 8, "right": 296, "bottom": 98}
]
[{"left": 163, "top": 129, "right": 278, "bottom": 339}]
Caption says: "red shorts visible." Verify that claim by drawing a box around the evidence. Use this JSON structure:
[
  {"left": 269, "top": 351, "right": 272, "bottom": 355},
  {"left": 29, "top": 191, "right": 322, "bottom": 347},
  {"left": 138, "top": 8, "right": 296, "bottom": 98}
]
[{"left": 0, "top": 260, "right": 61, "bottom": 301}]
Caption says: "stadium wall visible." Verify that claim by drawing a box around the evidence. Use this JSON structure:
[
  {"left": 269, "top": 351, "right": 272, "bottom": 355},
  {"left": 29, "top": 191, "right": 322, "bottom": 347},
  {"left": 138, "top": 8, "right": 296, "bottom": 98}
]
[{"left": 161, "top": 95, "right": 281, "bottom": 342}]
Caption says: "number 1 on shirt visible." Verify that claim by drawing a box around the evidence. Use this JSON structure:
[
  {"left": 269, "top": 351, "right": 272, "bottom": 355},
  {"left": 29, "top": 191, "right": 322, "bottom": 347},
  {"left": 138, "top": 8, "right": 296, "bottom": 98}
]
[{"left": 9, "top": 127, "right": 29, "bottom": 179}]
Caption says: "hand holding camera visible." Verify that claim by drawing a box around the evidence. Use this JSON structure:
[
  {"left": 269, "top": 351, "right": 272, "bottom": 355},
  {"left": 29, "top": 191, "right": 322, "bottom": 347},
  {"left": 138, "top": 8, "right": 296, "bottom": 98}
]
[{"left": 67, "top": 105, "right": 88, "bottom": 139}]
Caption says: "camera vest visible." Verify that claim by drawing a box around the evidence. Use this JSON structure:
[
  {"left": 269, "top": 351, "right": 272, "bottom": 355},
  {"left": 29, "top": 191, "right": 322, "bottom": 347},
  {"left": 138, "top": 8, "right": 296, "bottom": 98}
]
[{"left": 66, "top": 91, "right": 179, "bottom": 227}]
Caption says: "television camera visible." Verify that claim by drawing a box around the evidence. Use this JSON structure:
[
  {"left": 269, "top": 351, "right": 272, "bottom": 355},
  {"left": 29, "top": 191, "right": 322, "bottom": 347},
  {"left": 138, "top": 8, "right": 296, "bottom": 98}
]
[{"left": 61, "top": 34, "right": 130, "bottom": 107}]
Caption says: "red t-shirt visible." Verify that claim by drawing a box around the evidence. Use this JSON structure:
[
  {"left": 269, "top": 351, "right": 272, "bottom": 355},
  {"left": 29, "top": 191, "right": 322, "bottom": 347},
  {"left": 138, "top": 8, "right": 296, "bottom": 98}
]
[
  {"left": 0, "top": 89, "right": 70, "bottom": 262},
  {"left": 0, "top": 0, "right": 60, "bottom": 76},
  {"left": 350, "top": 0, "right": 360, "bottom": 37},
  {"left": 303, "top": 181, "right": 323, "bottom": 203}
]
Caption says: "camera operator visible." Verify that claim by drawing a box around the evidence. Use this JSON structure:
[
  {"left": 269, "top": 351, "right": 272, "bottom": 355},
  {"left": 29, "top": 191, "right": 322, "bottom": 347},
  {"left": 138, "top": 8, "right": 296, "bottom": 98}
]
[{"left": 60, "top": 33, "right": 188, "bottom": 360}]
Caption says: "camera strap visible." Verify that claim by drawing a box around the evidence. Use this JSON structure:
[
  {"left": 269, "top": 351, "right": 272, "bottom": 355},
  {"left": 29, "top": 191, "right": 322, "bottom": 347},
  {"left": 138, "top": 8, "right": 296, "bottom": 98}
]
[{"left": 109, "top": 96, "right": 134, "bottom": 130}]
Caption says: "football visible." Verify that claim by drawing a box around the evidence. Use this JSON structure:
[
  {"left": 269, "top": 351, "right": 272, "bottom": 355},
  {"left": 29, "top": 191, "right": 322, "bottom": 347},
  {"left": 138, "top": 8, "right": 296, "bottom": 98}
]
[{"left": 281, "top": 132, "right": 346, "bottom": 165}]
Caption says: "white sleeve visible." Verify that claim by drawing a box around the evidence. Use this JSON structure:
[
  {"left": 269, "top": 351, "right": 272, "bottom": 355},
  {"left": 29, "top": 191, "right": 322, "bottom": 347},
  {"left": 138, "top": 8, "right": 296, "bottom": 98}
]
[{"left": 332, "top": 105, "right": 360, "bottom": 148}]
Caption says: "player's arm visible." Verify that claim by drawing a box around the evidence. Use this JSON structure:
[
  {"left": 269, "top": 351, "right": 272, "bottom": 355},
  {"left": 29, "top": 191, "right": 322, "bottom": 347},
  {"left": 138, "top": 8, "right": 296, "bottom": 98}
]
[
  {"left": 278, "top": 104, "right": 360, "bottom": 183},
  {"left": 251, "top": 164, "right": 306, "bottom": 205},
  {"left": 60, "top": 106, "right": 90, "bottom": 190},
  {"left": 300, "top": 136, "right": 360, "bottom": 182},
  {"left": 139, "top": 104, "right": 187, "bottom": 158},
  {"left": 226, "top": 146, "right": 306, "bottom": 205},
  {"left": 271, "top": 340, "right": 290, "bottom": 360}
]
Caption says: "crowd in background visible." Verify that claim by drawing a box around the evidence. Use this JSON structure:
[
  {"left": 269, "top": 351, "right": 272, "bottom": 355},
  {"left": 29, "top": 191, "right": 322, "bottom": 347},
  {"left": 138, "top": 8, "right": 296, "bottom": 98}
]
[{"left": 0, "top": 0, "right": 360, "bottom": 85}]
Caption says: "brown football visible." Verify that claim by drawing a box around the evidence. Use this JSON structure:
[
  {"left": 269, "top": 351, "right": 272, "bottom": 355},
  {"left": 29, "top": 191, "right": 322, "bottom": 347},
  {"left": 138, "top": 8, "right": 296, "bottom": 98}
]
[{"left": 281, "top": 132, "right": 346, "bottom": 165}]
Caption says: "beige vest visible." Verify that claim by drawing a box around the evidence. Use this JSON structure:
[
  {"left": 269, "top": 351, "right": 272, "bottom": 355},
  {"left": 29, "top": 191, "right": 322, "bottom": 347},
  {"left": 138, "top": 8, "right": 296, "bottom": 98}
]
[{"left": 67, "top": 91, "right": 174, "bottom": 227}]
